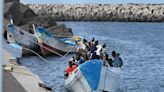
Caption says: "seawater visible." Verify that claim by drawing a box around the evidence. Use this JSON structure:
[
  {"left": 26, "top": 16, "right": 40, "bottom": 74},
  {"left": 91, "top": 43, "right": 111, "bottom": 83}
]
[{"left": 20, "top": 22, "right": 164, "bottom": 92}]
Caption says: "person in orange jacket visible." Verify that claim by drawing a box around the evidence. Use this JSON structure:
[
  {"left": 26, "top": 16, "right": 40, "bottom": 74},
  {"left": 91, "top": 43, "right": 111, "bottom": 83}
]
[{"left": 64, "top": 61, "right": 77, "bottom": 78}]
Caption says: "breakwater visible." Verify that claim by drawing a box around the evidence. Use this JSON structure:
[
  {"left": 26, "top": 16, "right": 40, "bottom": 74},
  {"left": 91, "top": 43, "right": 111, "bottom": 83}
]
[{"left": 27, "top": 4, "right": 164, "bottom": 22}]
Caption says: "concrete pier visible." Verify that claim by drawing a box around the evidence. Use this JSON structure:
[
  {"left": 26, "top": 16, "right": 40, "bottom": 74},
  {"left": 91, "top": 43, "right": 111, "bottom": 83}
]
[
  {"left": 27, "top": 4, "right": 164, "bottom": 22},
  {"left": 3, "top": 44, "right": 52, "bottom": 92}
]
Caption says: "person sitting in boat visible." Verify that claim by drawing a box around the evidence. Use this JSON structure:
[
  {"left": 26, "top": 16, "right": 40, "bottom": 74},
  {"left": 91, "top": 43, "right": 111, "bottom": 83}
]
[
  {"left": 77, "top": 55, "right": 85, "bottom": 65},
  {"left": 76, "top": 40, "right": 87, "bottom": 52},
  {"left": 90, "top": 51, "right": 101, "bottom": 60},
  {"left": 83, "top": 39, "right": 90, "bottom": 51},
  {"left": 70, "top": 57, "right": 78, "bottom": 64},
  {"left": 96, "top": 43, "right": 106, "bottom": 56},
  {"left": 90, "top": 40, "right": 99, "bottom": 54},
  {"left": 89, "top": 37, "right": 95, "bottom": 49},
  {"left": 103, "top": 53, "right": 113, "bottom": 67},
  {"left": 112, "top": 51, "right": 123, "bottom": 67},
  {"left": 65, "top": 60, "right": 78, "bottom": 78}
]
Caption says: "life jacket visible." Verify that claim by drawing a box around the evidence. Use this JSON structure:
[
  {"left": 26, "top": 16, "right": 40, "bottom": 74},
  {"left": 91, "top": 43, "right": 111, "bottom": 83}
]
[{"left": 66, "top": 65, "right": 77, "bottom": 74}]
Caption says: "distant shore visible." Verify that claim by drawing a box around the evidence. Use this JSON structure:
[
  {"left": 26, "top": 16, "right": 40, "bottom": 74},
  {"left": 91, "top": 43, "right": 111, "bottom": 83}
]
[{"left": 27, "top": 4, "right": 164, "bottom": 22}]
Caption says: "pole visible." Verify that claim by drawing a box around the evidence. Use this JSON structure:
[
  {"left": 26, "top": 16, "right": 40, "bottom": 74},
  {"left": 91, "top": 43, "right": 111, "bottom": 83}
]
[
  {"left": 9, "top": 15, "right": 13, "bottom": 24},
  {"left": 0, "top": 0, "right": 4, "bottom": 92}
]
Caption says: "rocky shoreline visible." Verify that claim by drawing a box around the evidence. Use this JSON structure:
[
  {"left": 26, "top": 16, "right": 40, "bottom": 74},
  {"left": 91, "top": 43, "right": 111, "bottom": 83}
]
[
  {"left": 4, "top": 0, "right": 73, "bottom": 39},
  {"left": 27, "top": 4, "right": 164, "bottom": 22}
]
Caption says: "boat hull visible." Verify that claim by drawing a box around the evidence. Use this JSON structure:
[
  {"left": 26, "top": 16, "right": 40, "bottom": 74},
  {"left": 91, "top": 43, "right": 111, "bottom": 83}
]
[
  {"left": 7, "top": 24, "right": 37, "bottom": 49},
  {"left": 40, "top": 42, "right": 75, "bottom": 55},
  {"left": 36, "top": 27, "right": 76, "bottom": 56},
  {"left": 65, "top": 68, "right": 92, "bottom": 92},
  {"left": 64, "top": 60, "right": 121, "bottom": 92}
]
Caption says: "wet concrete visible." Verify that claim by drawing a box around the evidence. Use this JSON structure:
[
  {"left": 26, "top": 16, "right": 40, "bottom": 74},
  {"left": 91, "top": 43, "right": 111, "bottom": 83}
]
[{"left": 3, "top": 71, "right": 27, "bottom": 92}]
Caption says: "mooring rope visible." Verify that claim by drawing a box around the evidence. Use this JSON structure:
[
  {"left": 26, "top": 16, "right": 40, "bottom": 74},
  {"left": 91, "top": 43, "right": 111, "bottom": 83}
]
[
  {"left": 4, "top": 24, "right": 76, "bottom": 64},
  {"left": 23, "top": 47, "right": 50, "bottom": 63},
  {"left": 4, "top": 24, "right": 75, "bottom": 57}
]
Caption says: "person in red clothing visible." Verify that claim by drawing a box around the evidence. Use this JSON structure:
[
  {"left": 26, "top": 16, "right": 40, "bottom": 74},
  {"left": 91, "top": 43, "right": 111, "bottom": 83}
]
[{"left": 64, "top": 61, "right": 77, "bottom": 78}]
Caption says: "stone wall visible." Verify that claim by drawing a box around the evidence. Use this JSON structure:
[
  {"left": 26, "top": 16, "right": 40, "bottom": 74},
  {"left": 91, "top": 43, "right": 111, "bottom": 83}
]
[{"left": 27, "top": 4, "right": 164, "bottom": 22}]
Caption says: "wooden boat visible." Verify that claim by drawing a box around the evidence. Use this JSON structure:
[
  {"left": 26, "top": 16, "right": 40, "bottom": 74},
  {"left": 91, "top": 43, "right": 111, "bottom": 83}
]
[
  {"left": 64, "top": 60, "right": 121, "bottom": 92},
  {"left": 35, "top": 27, "right": 77, "bottom": 56},
  {"left": 6, "top": 24, "right": 37, "bottom": 49}
]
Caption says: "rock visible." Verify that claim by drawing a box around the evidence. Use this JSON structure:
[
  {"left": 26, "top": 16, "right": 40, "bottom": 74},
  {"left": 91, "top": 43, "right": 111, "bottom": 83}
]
[
  {"left": 19, "top": 24, "right": 34, "bottom": 34},
  {"left": 27, "top": 4, "right": 164, "bottom": 22},
  {"left": 19, "top": 3, "right": 37, "bottom": 18},
  {"left": 20, "top": 16, "right": 49, "bottom": 28},
  {"left": 3, "top": 18, "right": 9, "bottom": 25},
  {"left": 46, "top": 24, "right": 73, "bottom": 38},
  {"left": 4, "top": 2, "right": 23, "bottom": 25},
  {"left": 4, "top": 0, "right": 20, "bottom": 3},
  {"left": 47, "top": 18, "right": 57, "bottom": 27},
  {"left": 20, "top": 15, "right": 57, "bottom": 28}
]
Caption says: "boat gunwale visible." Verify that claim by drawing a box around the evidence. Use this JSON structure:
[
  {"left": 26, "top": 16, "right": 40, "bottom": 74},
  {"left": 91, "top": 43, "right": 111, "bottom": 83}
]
[{"left": 36, "top": 27, "right": 76, "bottom": 46}]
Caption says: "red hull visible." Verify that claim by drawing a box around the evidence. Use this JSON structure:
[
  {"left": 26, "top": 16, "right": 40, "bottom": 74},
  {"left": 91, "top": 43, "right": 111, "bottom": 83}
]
[{"left": 40, "top": 43, "right": 68, "bottom": 56}]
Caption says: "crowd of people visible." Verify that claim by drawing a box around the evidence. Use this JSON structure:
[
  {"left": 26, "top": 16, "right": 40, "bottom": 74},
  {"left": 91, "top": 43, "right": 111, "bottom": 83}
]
[{"left": 64, "top": 37, "right": 123, "bottom": 78}]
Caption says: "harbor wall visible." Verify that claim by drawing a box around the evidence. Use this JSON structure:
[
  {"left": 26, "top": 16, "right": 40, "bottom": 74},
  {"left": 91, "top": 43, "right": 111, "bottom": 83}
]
[{"left": 27, "top": 4, "right": 164, "bottom": 22}]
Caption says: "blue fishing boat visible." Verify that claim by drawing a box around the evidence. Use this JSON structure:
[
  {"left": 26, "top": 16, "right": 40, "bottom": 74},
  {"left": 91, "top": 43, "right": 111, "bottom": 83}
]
[
  {"left": 65, "top": 60, "right": 121, "bottom": 92},
  {"left": 35, "top": 27, "right": 77, "bottom": 55}
]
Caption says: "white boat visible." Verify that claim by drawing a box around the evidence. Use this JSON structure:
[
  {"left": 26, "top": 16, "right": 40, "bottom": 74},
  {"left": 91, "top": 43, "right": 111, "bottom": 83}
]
[
  {"left": 65, "top": 59, "right": 121, "bottom": 92},
  {"left": 35, "top": 27, "right": 77, "bottom": 56},
  {"left": 3, "top": 41, "right": 22, "bottom": 58},
  {"left": 6, "top": 24, "right": 37, "bottom": 49}
]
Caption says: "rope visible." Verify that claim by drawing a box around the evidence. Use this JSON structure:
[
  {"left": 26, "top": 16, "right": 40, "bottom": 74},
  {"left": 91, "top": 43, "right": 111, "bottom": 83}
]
[
  {"left": 59, "top": 45, "right": 75, "bottom": 61},
  {"left": 4, "top": 24, "right": 75, "bottom": 57},
  {"left": 3, "top": 40, "right": 73, "bottom": 64},
  {"left": 5, "top": 24, "right": 63, "bottom": 56},
  {"left": 23, "top": 47, "right": 51, "bottom": 63}
]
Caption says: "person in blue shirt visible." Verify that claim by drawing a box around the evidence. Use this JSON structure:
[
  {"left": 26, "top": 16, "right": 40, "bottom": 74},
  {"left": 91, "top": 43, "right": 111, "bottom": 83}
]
[
  {"left": 112, "top": 51, "right": 123, "bottom": 67},
  {"left": 90, "top": 40, "right": 99, "bottom": 53},
  {"left": 77, "top": 55, "right": 85, "bottom": 65}
]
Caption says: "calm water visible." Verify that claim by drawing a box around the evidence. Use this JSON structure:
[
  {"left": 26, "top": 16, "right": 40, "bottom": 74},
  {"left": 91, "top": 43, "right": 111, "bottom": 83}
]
[{"left": 20, "top": 22, "right": 164, "bottom": 92}]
